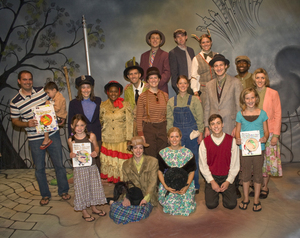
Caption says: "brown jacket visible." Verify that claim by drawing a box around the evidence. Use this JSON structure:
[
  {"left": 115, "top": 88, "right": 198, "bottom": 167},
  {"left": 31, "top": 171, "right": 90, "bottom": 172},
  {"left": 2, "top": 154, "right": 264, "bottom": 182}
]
[{"left": 122, "top": 155, "right": 159, "bottom": 206}]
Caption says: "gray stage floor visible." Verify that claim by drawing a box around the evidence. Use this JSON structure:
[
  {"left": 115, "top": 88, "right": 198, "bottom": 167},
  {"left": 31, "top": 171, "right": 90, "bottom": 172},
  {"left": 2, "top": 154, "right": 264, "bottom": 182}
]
[{"left": 0, "top": 163, "right": 300, "bottom": 238}]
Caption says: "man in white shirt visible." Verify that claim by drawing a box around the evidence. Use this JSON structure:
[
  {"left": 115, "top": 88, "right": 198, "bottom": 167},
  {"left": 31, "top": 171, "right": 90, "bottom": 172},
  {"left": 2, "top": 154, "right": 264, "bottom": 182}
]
[{"left": 199, "top": 114, "right": 240, "bottom": 209}]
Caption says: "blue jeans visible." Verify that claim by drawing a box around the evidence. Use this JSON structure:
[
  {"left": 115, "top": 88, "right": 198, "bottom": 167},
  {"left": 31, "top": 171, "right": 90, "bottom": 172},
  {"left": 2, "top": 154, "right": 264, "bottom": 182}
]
[
  {"left": 173, "top": 95, "right": 200, "bottom": 190},
  {"left": 181, "top": 130, "right": 200, "bottom": 190},
  {"left": 29, "top": 131, "right": 69, "bottom": 198}
]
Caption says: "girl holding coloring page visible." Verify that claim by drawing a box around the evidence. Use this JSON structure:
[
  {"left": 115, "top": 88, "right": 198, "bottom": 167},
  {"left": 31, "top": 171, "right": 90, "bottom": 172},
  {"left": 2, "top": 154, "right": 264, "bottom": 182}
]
[
  {"left": 68, "top": 114, "right": 106, "bottom": 222},
  {"left": 235, "top": 88, "right": 269, "bottom": 212}
]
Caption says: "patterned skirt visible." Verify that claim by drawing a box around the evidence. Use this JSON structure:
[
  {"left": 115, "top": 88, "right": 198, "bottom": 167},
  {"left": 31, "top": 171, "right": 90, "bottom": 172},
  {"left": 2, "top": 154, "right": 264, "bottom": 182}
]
[
  {"left": 73, "top": 165, "right": 107, "bottom": 211},
  {"left": 158, "top": 180, "right": 196, "bottom": 216},
  {"left": 262, "top": 133, "right": 283, "bottom": 177},
  {"left": 100, "top": 141, "right": 133, "bottom": 183},
  {"left": 109, "top": 201, "right": 153, "bottom": 225}
]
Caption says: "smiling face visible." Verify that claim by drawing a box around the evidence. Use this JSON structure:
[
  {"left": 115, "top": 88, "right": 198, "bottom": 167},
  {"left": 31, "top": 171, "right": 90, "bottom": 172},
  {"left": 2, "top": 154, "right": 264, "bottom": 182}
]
[
  {"left": 176, "top": 77, "right": 189, "bottom": 94},
  {"left": 80, "top": 84, "right": 92, "bottom": 100},
  {"left": 209, "top": 117, "right": 224, "bottom": 137},
  {"left": 200, "top": 37, "right": 212, "bottom": 52},
  {"left": 149, "top": 33, "right": 162, "bottom": 49},
  {"left": 108, "top": 86, "right": 120, "bottom": 102},
  {"left": 236, "top": 60, "right": 250, "bottom": 74},
  {"left": 148, "top": 74, "right": 160, "bottom": 89},
  {"left": 168, "top": 131, "right": 181, "bottom": 148},
  {"left": 72, "top": 119, "right": 86, "bottom": 136},
  {"left": 244, "top": 91, "right": 257, "bottom": 109},
  {"left": 127, "top": 68, "right": 141, "bottom": 86},
  {"left": 174, "top": 33, "right": 187, "bottom": 47},
  {"left": 131, "top": 144, "right": 144, "bottom": 160},
  {"left": 213, "top": 61, "right": 227, "bottom": 77},
  {"left": 255, "top": 73, "right": 266, "bottom": 89},
  {"left": 18, "top": 72, "right": 33, "bottom": 94}
]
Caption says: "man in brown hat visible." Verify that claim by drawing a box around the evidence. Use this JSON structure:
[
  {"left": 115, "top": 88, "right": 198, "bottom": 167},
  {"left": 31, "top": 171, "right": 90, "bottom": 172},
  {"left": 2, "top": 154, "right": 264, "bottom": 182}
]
[
  {"left": 140, "top": 30, "right": 170, "bottom": 94},
  {"left": 235, "top": 56, "right": 253, "bottom": 89},
  {"left": 124, "top": 57, "right": 149, "bottom": 135},
  {"left": 169, "top": 29, "right": 195, "bottom": 94},
  {"left": 204, "top": 54, "right": 243, "bottom": 138}
]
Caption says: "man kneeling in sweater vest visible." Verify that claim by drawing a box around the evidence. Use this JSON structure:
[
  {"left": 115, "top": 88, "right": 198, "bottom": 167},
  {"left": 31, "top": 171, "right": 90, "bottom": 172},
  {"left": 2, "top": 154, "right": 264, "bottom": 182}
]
[{"left": 199, "top": 114, "right": 240, "bottom": 209}]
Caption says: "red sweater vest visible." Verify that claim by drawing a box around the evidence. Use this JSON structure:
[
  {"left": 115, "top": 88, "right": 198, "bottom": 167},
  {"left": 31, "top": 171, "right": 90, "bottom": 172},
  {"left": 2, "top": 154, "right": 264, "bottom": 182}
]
[{"left": 203, "top": 134, "right": 233, "bottom": 176}]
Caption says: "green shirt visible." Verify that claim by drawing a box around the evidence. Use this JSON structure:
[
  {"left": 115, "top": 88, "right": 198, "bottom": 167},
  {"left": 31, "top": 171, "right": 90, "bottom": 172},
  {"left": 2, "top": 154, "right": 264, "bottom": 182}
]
[
  {"left": 235, "top": 72, "right": 253, "bottom": 89},
  {"left": 167, "top": 93, "right": 204, "bottom": 132},
  {"left": 257, "top": 87, "right": 267, "bottom": 110}
]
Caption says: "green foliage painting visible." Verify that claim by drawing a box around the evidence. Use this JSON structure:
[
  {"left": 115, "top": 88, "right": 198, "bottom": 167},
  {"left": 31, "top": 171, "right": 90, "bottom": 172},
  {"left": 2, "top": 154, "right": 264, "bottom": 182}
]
[{"left": 0, "top": 0, "right": 105, "bottom": 91}]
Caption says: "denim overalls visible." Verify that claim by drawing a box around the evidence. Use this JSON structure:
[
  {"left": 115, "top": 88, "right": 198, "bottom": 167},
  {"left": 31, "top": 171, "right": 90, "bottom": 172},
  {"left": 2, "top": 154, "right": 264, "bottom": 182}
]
[{"left": 173, "top": 95, "right": 200, "bottom": 190}]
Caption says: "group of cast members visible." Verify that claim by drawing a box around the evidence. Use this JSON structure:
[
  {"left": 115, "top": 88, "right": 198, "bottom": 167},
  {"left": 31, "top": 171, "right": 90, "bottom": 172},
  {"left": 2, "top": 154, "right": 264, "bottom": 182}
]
[{"left": 9, "top": 28, "right": 282, "bottom": 224}]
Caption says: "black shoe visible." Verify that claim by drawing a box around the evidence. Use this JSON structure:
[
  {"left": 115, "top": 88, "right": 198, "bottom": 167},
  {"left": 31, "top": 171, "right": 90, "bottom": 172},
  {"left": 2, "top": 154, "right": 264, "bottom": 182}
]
[
  {"left": 259, "top": 189, "right": 269, "bottom": 199},
  {"left": 236, "top": 188, "right": 241, "bottom": 198},
  {"left": 195, "top": 189, "right": 199, "bottom": 194}
]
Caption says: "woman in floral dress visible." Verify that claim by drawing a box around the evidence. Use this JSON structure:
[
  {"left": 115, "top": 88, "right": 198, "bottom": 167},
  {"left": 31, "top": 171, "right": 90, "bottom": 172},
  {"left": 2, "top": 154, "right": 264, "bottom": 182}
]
[
  {"left": 253, "top": 68, "right": 282, "bottom": 199},
  {"left": 157, "top": 127, "right": 196, "bottom": 216}
]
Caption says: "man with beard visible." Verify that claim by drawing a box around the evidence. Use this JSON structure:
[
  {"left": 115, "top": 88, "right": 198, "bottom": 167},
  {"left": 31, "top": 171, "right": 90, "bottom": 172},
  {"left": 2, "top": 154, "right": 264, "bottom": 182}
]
[{"left": 235, "top": 56, "right": 253, "bottom": 89}]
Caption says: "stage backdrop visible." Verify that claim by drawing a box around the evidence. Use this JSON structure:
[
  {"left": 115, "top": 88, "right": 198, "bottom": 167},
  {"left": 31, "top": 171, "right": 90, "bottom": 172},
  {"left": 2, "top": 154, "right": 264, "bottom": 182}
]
[{"left": 1, "top": 0, "right": 299, "bottom": 167}]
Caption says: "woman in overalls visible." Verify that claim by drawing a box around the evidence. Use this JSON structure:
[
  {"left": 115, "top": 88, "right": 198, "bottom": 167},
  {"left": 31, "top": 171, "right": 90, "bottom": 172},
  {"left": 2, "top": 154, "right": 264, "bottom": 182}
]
[{"left": 167, "top": 75, "right": 204, "bottom": 193}]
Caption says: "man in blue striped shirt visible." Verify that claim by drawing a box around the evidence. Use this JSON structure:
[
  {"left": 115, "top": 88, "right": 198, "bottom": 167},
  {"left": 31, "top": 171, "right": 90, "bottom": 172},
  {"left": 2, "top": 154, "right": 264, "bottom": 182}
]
[{"left": 10, "top": 70, "right": 70, "bottom": 206}]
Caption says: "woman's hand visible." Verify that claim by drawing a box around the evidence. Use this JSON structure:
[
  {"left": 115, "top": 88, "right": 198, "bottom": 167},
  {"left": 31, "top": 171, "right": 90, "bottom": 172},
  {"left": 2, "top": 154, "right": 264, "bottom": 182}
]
[
  {"left": 165, "top": 186, "right": 177, "bottom": 194},
  {"left": 141, "top": 136, "right": 146, "bottom": 143},
  {"left": 270, "top": 136, "right": 278, "bottom": 146},
  {"left": 259, "top": 136, "right": 267, "bottom": 143},
  {"left": 236, "top": 138, "right": 241, "bottom": 145},
  {"left": 122, "top": 197, "right": 131, "bottom": 207},
  {"left": 139, "top": 199, "right": 147, "bottom": 206},
  {"left": 178, "top": 185, "right": 189, "bottom": 195},
  {"left": 90, "top": 151, "right": 98, "bottom": 158}
]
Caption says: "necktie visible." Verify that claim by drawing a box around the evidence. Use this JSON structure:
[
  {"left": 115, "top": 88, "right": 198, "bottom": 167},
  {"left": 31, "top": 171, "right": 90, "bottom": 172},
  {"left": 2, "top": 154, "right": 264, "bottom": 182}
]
[
  {"left": 149, "top": 51, "right": 155, "bottom": 67},
  {"left": 135, "top": 89, "right": 139, "bottom": 104}
]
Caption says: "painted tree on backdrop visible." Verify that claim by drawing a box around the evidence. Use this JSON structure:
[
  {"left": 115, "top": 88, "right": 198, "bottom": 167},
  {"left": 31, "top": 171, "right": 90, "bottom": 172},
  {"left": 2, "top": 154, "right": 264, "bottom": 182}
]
[
  {"left": 0, "top": 0, "right": 105, "bottom": 91},
  {"left": 0, "top": 0, "right": 104, "bottom": 169}
]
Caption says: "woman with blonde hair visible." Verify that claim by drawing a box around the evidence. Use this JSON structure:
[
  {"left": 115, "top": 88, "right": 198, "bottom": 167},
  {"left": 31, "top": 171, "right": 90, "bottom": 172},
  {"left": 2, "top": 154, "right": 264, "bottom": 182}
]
[
  {"left": 157, "top": 127, "right": 196, "bottom": 216},
  {"left": 252, "top": 68, "right": 282, "bottom": 199}
]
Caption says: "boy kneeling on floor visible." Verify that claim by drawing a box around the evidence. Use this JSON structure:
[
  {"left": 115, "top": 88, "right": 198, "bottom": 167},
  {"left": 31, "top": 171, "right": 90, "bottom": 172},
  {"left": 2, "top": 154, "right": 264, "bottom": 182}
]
[{"left": 199, "top": 114, "right": 240, "bottom": 209}]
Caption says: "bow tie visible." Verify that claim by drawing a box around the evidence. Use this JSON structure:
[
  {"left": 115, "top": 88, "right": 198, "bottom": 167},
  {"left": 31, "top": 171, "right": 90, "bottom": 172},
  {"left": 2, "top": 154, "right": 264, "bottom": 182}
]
[{"left": 204, "top": 52, "right": 213, "bottom": 60}]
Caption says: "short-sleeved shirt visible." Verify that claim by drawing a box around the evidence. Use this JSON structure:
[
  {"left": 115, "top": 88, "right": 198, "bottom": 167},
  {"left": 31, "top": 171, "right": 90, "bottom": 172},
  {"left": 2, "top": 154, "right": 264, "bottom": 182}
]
[
  {"left": 10, "top": 86, "right": 55, "bottom": 141},
  {"left": 236, "top": 110, "right": 268, "bottom": 150}
]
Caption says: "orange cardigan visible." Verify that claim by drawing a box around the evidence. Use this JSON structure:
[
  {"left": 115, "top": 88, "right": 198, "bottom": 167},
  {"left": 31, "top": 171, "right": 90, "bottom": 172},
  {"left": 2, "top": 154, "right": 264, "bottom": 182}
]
[{"left": 263, "top": 87, "right": 282, "bottom": 135}]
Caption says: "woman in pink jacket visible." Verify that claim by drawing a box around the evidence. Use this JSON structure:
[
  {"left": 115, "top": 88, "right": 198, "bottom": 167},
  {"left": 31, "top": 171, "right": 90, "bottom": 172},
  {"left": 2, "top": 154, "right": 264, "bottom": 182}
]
[{"left": 253, "top": 68, "right": 282, "bottom": 199}]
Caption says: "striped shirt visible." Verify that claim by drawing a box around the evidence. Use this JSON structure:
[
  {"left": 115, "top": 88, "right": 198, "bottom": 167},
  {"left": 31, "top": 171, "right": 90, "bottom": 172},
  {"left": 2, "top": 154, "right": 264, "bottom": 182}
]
[
  {"left": 136, "top": 90, "right": 168, "bottom": 136},
  {"left": 10, "top": 87, "right": 55, "bottom": 141}
]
